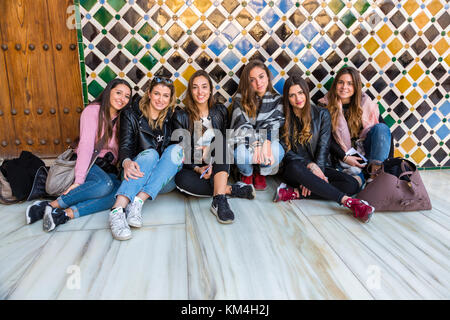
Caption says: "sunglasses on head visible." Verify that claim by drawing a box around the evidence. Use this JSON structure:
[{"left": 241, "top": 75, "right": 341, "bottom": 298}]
[{"left": 153, "top": 76, "right": 173, "bottom": 85}]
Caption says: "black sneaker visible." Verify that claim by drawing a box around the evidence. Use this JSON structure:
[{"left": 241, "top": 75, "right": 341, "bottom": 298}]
[
  {"left": 230, "top": 182, "right": 256, "bottom": 200},
  {"left": 26, "top": 200, "right": 49, "bottom": 224},
  {"left": 210, "top": 194, "right": 234, "bottom": 224},
  {"left": 43, "top": 206, "right": 70, "bottom": 232}
]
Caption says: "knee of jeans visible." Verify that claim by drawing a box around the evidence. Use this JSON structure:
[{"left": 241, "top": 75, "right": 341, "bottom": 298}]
[
  {"left": 166, "top": 144, "right": 184, "bottom": 165},
  {"left": 137, "top": 148, "right": 159, "bottom": 161},
  {"left": 234, "top": 145, "right": 251, "bottom": 165},
  {"left": 372, "top": 123, "right": 391, "bottom": 136},
  {"left": 97, "top": 179, "right": 115, "bottom": 197}
]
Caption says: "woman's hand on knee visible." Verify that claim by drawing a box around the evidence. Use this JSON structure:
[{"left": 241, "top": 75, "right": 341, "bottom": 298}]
[
  {"left": 62, "top": 183, "right": 80, "bottom": 195},
  {"left": 262, "top": 140, "right": 274, "bottom": 166},
  {"left": 123, "top": 159, "right": 145, "bottom": 181}
]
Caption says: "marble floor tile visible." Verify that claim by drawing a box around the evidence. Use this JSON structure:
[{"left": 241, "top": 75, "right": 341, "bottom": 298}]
[
  {"left": 6, "top": 225, "right": 187, "bottom": 299},
  {"left": 309, "top": 212, "right": 450, "bottom": 299},
  {"left": 0, "top": 201, "right": 33, "bottom": 240},
  {"left": 185, "top": 195, "right": 372, "bottom": 300},
  {"left": 0, "top": 228, "right": 53, "bottom": 299},
  {"left": 292, "top": 199, "right": 344, "bottom": 217},
  {"left": 55, "top": 191, "right": 186, "bottom": 232}
]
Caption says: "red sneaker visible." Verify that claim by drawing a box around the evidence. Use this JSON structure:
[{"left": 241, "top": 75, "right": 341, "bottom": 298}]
[
  {"left": 241, "top": 174, "right": 253, "bottom": 185},
  {"left": 273, "top": 183, "right": 299, "bottom": 202},
  {"left": 344, "top": 198, "right": 375, "bottom": 223},
  {"left": 253, "top": 172, "right": 267, "bottom": 191}
]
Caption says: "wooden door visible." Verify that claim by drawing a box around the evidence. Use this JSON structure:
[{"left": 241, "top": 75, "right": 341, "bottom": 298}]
[{"left": 0, "top": 0, "right": 83, "bottom": 159}]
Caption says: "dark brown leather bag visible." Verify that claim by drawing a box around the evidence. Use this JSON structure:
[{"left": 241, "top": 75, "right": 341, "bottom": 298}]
[{"left": 357, "top": 158, "right": 432, "bottom": 212}]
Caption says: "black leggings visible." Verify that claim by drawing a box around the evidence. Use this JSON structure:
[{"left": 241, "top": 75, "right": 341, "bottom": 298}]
[
  {"left": 282, "top": 160, "right": 359, "bottom": 204},
  {"left": 175, "top": 163, "right": 229, "bottom": 197}
]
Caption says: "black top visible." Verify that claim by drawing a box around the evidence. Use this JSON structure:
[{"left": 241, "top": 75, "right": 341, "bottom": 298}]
[
  {"left": 118, "top": 96, "right": 174, "bottom": 165},
  {"left": 172, "top": 103, "right": 228, "bottom": 170},
  {"left": 281, "top": 104, "right": 332, "bottom": 172}
]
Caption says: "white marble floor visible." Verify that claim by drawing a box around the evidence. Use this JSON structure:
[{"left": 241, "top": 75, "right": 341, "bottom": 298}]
[{"left": 0, "top": 170, "right": 449, "bottom": 300}]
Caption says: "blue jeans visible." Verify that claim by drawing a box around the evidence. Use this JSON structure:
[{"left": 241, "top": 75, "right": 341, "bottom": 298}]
[
  {"left": 116, "top": 144, "right": 184, "bottom": 201},
  {"left": 57, "top": 164, "right": 121, "bottom": 218},
  {"left": 234, "top": 140, "right": 285, "bottom": 176},
  {"left": 363, "top": 123, "right": 391, "bottom": 164}
]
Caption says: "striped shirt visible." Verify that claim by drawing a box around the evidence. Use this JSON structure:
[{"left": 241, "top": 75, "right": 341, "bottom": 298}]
[{"left": 229, "top": 91, "right": 285, "bottom": 145}]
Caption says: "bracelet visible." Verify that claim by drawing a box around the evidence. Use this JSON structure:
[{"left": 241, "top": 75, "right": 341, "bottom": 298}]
[{"left": 343, "top": 155, "right": 348, "bottom": 162}]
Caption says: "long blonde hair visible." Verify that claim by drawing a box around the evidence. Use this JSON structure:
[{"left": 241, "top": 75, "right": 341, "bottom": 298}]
[
  {"left": 282, "top": 76, "right": 312, "bottom": 150},
  {"left": 326, "top": 66, "right": 363, "bottom": 139},
  {"left": 139, "top": 77, "right": 176, "bottom": 129}
]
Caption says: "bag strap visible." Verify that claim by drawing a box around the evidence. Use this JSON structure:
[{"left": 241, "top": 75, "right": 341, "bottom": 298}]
[{"left": 367, "top": 160, "right": 384, "bottom": 176}]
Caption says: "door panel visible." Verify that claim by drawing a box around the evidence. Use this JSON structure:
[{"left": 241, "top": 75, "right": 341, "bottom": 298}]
[{"left": 0, "top": 0, "right": 83, "bottom": 158}]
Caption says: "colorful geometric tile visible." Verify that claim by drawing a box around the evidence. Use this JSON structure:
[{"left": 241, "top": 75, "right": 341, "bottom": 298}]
[
  {"left": 377, "top": 24, "right": 393, "bottom": 43},
  {"left": 328, "top": 0, "right": 345, "bottom": 15},
  {"left": 388, "top": 38, "right": 403, "bottom": 55},
  {"left": 193, "top": 0, "right": 212, "bottom": 14},
  {"left": 93, "top": 6, "right": 113, "bottom": 27},
  {"left": 403, "top": 0, "right": 420, "bottom": 16},
  {"left": 153, "top": 37, "right": 171, "bottom": 56},
  {"left": 107, "top": 0, "right": 126, "bottom": 12},
  {"left": 401, "top": 137, "right": 416, "bottom": 153},
  {"left": 125, "top": 37, "right": 144, "bottom": 56},
  {"left": 414, "top": 12, "right": 430, "bottom": 29},
  {"left": 76, "top": 0, "right": 450, "bottom": 168},
  {"left": 166, "top": 0, "right": 184, "bottom": 13},
  {"left": 179, "top": 8, "right": 198, "bottom": 28},
  {"left": 419, "top": 76, "right": 434, "bottom": 93}
]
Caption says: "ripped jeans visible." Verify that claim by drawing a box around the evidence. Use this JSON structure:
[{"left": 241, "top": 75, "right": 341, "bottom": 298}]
[
  {"left": 57, "top": 164, "right": 121, "bottom": 218},
  {"left": 363, "top": 123, "right": 391, "bottom": 164}
]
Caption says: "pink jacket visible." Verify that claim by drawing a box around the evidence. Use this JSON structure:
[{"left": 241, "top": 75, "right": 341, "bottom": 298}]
[
  {"left": 74, "top": 104, "right": 119, "bottom": 184},
  {"left": 318, "top": 93, "right": 379, "bottom": 153}
]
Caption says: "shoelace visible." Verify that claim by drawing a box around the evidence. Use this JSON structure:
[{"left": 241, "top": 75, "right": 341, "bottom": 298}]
[
  {"left": 111, "top": 211, "right": 129, "bottom": 230},
  {"left": 127, "top": 201, "right": 143, "bottom": 221}
]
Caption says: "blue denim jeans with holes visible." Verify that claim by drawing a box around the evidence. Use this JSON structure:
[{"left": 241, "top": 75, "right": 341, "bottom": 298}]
[
  {"left": 363, "top": 123, "right": 391, "bottom": 164},
  {"left": 233, "top": 140, "right": 285, "bottom": 176},
  {"left": 57, "top": 164, "right": 121, "bottom": 218},
  {"left": 115, "top": 144, "right": 184, "bottom": 202}
]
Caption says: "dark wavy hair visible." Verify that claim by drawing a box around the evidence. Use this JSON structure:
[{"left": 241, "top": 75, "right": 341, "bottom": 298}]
[
  {"left": 233, "top": 59, "right": 276, "bottom": 118},
  {"left": 92, "top": 78, "right": 132, "bottom": 144},
  {"left": 184, "top": 70, "right": 215, "bottom": 133},
  {"left": 282, "top": 75, "right": 312, "bottom": 150},
  {"left": 326, "top": 66, "right": 363, "bottom": 139}
]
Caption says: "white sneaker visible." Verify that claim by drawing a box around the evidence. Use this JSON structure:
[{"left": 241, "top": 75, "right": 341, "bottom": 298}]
[
  {"left": 109, "top": 207, "right": 132, "bottom": 241},
  {"left": 126, "top": 197, "right": 144, "bottom": 228}
]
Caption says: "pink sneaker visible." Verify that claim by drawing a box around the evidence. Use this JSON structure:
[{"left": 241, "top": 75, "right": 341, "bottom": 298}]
[
  {"left": 344, "top": 198, "right": 374, "bottom": 223},
  {"left": 273, "top": 183, "right": 299, "bottom": 202}
]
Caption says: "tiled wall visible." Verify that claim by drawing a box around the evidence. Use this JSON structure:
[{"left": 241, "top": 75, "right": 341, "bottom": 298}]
[{"left": 74, "top": 0, "right": 449, "bottom": 168}]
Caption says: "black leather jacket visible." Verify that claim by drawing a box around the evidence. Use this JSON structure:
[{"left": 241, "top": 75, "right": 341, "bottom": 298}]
[
  {"left": 281, "top": 104, "right": 332, "bottom": 172},
  {"left": 172, "top": 103, "right": 228, "bottom": 170},
  {"left": 118, "top": 96, "right": 174, "bottom": 166}
]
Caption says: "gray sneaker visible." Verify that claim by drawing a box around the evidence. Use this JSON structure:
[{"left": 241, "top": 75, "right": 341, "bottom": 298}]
[
  {"left": 126, "top": 198, "right": 144, "bottom": 228},
  {"left": 109, "top": 207, "right": 132, "bottom": 241}
]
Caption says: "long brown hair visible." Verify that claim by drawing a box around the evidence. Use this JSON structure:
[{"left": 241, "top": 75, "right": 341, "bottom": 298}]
[
  {"left": 184, "top": 70, "right": 215, "bottom": 133},
  {"left": 139, "top": 77, "right": 176, "bottom": 129},
  {"left": 326, "top": 66, "right": 363, "bottom": 139},
  {"left": 282, "top": 76, "right": 312, "bottom": 151},
  {"left": 233, "top": 59, "right": 276, "bottom": 118},
  {"left": 93, "top": 78, "right": 132, "bottom": 144}
]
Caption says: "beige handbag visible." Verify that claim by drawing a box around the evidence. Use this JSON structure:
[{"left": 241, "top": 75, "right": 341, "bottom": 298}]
[
  {"left": 45, "top": 137, "right": 106, "bottom": 196},
  {"left": 0, "top": 170, "right": 19, "bottom": 204}
]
